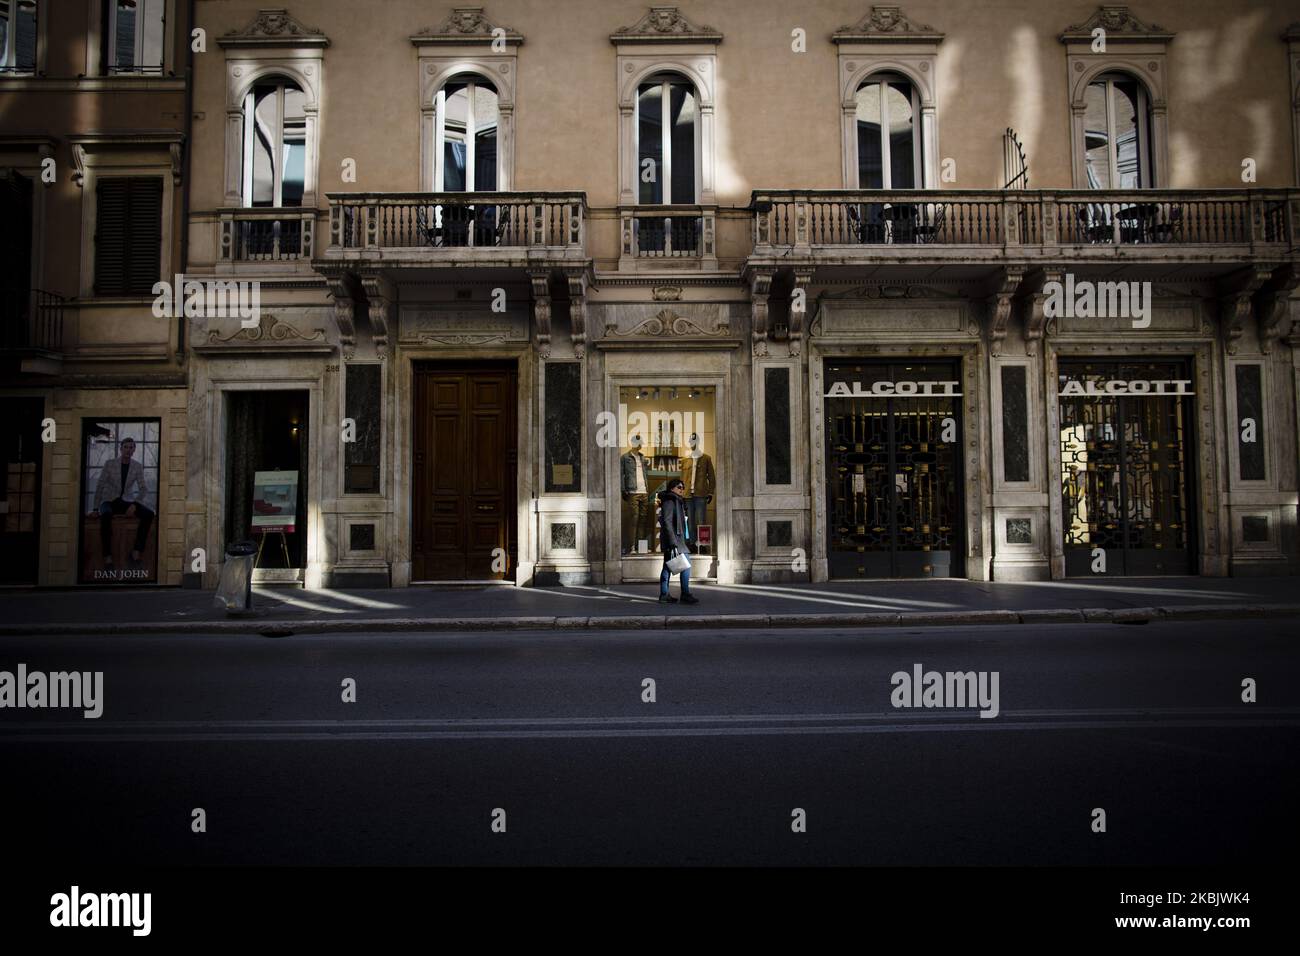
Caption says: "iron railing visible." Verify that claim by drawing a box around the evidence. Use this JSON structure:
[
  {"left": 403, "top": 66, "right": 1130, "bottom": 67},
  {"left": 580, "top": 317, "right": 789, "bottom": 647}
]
[{"left": 0, "top": 288, "right": 64, "bottom": 351}]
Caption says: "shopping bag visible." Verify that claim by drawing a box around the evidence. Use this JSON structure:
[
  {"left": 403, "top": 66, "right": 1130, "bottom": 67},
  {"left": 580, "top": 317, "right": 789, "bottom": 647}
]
[{"left": 666, "top": 549, "right": 691, "bottom": 574}]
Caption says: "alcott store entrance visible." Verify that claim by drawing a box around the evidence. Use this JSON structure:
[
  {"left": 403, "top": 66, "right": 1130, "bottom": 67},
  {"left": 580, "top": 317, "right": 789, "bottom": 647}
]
[
  {"left": 824, "top": 361, "right": 963, "bottom": 579},
  {"left": 1058, "top": 359, "right": 1195, "bottom": 576}
]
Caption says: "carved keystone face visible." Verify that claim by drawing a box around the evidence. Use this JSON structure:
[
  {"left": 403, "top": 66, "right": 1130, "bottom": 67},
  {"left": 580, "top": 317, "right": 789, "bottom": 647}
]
[
  {"left": 262, "top": 13, "right": 289, "bottom": 33},
  {"left": 873, "top": 8, "right": 900, "bottom": 30}
]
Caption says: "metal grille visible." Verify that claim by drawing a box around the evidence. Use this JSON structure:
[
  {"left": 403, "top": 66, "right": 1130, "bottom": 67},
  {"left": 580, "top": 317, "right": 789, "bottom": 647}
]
[
  {"left": 825, "top": 362, "right": 961, "bottom": 578},
  {"left": 1059, "top": 360, "right": 1194, "bottom": 575}
]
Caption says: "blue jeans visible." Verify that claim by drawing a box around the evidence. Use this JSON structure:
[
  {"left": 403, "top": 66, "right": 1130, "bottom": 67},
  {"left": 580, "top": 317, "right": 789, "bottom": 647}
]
[{"left": 660, "top": 555, "right": 691, "bottom": 596}]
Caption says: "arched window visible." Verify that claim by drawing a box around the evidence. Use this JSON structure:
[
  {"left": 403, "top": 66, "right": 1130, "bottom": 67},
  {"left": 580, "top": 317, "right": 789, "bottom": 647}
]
[
  {"left": 636, "top": 73, "right": 698, "bottom": 204},
  {"left": 1083, "top": 73, "right": 1153, "bottom": 189},
  {"left": 855, "top": 74, "right": 921, "bottom": 189},
  {"left": 242, "top": 77, "right": 306, "bottom": 207},
  {"left": 435, "top": 77, "right": 498, "bottom": 192}
]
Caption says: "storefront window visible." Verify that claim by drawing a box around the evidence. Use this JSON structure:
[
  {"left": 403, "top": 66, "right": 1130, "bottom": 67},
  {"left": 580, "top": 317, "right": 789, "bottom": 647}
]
[
  {"left": 79, "top": 419, "right": 161, "bottom": 583},
  {"left": 617, "top": 385, "right": 716, "bottom": 556}
]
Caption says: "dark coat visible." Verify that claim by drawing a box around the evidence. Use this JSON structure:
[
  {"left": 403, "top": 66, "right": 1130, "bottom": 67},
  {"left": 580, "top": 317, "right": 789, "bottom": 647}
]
[{"left": 657, "top": 490, "right": 688, "bottom": 554}]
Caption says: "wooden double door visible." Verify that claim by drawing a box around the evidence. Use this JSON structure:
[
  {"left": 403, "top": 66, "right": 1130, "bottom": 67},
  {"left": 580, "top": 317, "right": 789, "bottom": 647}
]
[{"left": 412, "top": 362, "right": 517, "bottom": 581}]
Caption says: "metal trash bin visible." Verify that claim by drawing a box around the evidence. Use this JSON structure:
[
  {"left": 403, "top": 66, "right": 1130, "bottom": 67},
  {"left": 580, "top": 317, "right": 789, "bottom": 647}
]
[{"left": 214, "top": 540, "right": 258, "bottom": 614}]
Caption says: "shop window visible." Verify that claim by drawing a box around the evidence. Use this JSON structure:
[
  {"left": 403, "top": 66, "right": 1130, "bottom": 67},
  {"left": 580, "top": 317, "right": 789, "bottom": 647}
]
[
  {"left": 344, "top": 364, "right": 381, "bottom": 494},
  {"left": 617, "top": 385, "right": 715, "bottom": 556},
  {"left": 94, "top": 177, "right": 162, "bottom": 296},
  {"left": 242, "top": 78, "right": 307, "bottom": 208},
  {"left": 106, "top": 0, "right": 164, "bottom": 74},
  {"left": 544, "top": 362, "right": 581, "bottom": 493},
  {"left": 1234, "top": 364, "right": 1264, "bottom": 481},
  {"left": 764, "top": 367, "right": 792, "bottom": 486},
  {"left": 0, "top": 0, "right": 37, "bottom": 73},
  {"left": 79, "top": 419, "right": 160, "bottom": 584},
  {"left": 224, "top": 391, "right": 308, "bottom": 570}
]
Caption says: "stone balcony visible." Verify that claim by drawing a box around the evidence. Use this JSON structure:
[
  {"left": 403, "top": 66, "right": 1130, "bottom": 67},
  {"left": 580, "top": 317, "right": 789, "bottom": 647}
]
[
  {"left": 747, "top": 188, "right": 1299, "bottom": 274},
  {"left": 316, "top": 191, "right": 589, "bottom": 272}
]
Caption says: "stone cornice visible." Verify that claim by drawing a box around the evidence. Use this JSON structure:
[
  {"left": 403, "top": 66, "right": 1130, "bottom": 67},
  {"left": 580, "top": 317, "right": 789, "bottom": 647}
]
[
  {"left": 833, "top": 6, "right": 944, "bottom": 44},
  {"left": 218, "top": 8, "right": 330, "bottom": 49},
  {"left": 1060, "top": 5, "right": 1174, "bottom": 44},
  {"left": 411, "top": 7, "right": 523, "bottom": 46},
  {"left": 610, "top": 6, "right": 722, "bottom": 45}
]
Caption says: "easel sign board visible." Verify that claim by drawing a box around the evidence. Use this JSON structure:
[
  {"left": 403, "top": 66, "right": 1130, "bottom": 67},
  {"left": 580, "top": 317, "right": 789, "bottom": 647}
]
[{"left": 252, "top": 471, "right": 298, "bottom": 534}]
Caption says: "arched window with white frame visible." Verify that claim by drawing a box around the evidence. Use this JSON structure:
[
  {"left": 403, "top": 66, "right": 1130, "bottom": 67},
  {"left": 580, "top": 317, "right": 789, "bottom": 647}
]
[
  {"left": 241, "top": 76, "right": 306, "bottom": 208},
  {"left": 434, "top": 76, "right": 499, "bottom": 193},
  {"left": 636, "top": 72, "right": 699, "bottom": 205},
  {"left": 855, "top": 73, "right": 922, "bottom": 190},
  {"left": 1083, "top": 72, "right": 1154, "bottom": 189}
]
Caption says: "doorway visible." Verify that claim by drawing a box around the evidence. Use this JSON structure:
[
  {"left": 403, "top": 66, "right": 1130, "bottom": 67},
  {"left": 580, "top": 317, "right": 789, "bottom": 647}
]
[
  {"left": 824, "top": 360, "right": 964, "bottom": 578},
  {"left": 0, "top": 397, "right": 43, "bottom": 583},
  {"left": 1058, "top": 359, "right": 1195, "bottom": 576},
  {"left": 224, "top": 390, "right": 310, "bottom": 571},
  {"left": 412, "top": 362, "right": 517, "bottom": 581}
]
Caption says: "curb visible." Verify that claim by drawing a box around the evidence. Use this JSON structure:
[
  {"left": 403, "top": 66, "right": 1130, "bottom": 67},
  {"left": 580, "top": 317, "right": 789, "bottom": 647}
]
[{"left": 3, "top": 603, "right": 1299, "bottom": 636}]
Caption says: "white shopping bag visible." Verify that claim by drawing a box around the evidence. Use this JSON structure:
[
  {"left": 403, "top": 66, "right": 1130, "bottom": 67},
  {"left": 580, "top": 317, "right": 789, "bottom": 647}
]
[{"left": 666, "top": 549, "right": 691, "bottom": 574}]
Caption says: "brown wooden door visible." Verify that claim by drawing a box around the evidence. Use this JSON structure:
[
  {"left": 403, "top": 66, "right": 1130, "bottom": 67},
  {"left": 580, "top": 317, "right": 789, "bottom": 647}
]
[{"left": 412, "top": 363, "right": 517, "bottom": 581}]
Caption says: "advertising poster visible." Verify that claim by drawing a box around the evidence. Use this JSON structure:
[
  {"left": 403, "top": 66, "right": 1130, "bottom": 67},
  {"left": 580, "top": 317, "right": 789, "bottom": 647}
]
[
  {"left": 79, "top": 419, "right": 160, "bottom": 584},
  {"left": 252, "top": 470, "right": 298, "bottom": 534}
]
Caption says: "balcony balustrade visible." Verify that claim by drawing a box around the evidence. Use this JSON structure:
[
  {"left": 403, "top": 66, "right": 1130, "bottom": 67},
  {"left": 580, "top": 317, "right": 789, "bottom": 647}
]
[
  {"left": 219, "top": 208, "right": 317, "bottom": 263},
  {"left": 1, "top": 288, "right": 64, "bottom": 352},
  {"left": 750, "top": 189, "right": 1298, "bottom": 260},
  {"left": 619, "top": 205, "right": 718, "bottom": 266},
  {"left": 320, "top": 192, "right": 587, "bottom": 267}
]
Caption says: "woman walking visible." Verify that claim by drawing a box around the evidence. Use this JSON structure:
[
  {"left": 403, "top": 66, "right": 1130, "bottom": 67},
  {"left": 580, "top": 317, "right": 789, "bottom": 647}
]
[{"left": 657, "top": 478, "right": 698, "bottom": 604}]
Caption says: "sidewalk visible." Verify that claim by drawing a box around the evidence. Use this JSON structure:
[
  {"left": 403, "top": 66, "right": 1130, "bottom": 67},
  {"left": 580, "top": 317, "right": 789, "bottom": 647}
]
[{"left": 3, "top": 576, "right": 1299, "bottom": 635}]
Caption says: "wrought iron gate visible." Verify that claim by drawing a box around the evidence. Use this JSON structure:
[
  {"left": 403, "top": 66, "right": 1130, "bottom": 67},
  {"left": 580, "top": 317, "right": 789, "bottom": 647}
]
[
  {"left": 1058, "top": 360, "right": 1195, "bottom": 576},
  {"left": 825, "top": 361, "right": 962, "bottom": 578}
]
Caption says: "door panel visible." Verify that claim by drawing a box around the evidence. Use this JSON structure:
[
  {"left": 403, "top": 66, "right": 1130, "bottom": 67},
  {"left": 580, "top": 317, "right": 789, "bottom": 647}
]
[
  {"left": 825, "top": 361, "right": 963, "bottom": 579},
  {"left": 412, "top": 364, "right": 516, "bottom": 581},
  {"left": 1059, "top": 360, "right": 1194, "bottom": 576},
  {"left": 0, "top": 398, "right": 43, "bottom": 583}
]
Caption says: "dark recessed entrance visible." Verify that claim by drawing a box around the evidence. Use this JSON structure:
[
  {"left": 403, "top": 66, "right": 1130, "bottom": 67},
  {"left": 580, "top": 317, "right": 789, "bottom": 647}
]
[
  {"left": 225, "top": 390, "right": 309, "bottom": 571},
  {"left": 412, "top": 361, "right": 518, "bottom": 581},
  {"left": 825, "top": 360, "right": 964, "bottom": 579}
]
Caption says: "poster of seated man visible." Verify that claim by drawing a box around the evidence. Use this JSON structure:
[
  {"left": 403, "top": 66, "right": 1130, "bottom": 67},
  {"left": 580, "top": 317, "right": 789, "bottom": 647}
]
[{"left": 80, "top": 421, "right": 160, "bottom": 583}]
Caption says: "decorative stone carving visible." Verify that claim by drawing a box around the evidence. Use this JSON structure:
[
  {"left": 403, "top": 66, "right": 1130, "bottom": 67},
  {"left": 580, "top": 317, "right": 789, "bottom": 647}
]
[
  {"left": 1060, "top": 5, "right": 1173, "bottom": 42},
  {"left": 833, "top": 5, "right": 944, "bottom": 43},
  {"left": 605, "top": 309, "right": 726, "bottom": 339},
  {"left": 652, "top": 286, "right": 682, "bottom": 302},
  {"left": 788, "top": 269, "right": 814, "bottom": 356},
  {"left": 1217, "top": 266, "right": 1273, "bottom": 355},
  {"left": 1023, "top": 268, "right": 1064, "bottom": 356},
  {"left": 984, "top": 267, "right": 1027, "bottom": 355},
  {"left": 206, "top": 313, "right": 326, "bottom": 345},
  {"left": 530, "top": 271, "right": 552, "bottom": 359},
  {"left": 565, "top": 268, "right": 588, "bottom": 358},
  {"left": 750, "top": 271, "right": 773, "bottom": 356},
  {"left": 1257, "top": 265, "right": 1299, "bottom": 354},
  {"left": 360, "top": 276, "right": 394, "bottom": 354},
  {"left": 412, "top": 7, "right": 523, "bottom": 45},
  {"left": 218, "top": 8, "right": 330, "bottom": 47},
  {"left": 610, "top": 6, "right": 722, "bottom": 43}
]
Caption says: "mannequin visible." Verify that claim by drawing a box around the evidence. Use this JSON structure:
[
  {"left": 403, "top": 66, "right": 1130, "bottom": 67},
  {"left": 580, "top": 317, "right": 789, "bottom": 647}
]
[
  {"left": 680, "top": 432, "right": 715, "bottom": 549},
  {"left": 619, "top": 434, "right": 653, "bottom": 554}
]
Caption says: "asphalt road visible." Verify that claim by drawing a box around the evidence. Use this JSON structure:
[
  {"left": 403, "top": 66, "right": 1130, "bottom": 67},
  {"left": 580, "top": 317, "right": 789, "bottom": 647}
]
[{"left": 1, "top": 620, "right": 1296, "bottom": 865}]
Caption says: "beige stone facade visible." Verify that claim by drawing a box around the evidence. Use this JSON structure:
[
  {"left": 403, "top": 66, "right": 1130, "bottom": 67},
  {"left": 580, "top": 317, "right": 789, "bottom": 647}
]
[{"left": 8, "top": 2, "right": 1297, "bottom": 589}]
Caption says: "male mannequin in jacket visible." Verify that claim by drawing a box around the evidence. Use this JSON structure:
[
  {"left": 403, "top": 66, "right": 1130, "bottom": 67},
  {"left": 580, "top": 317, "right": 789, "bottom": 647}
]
[
  {"left": 619, "top": 435, "right": 652, "bottom": 554},
  {"left": 89, "top": 436, "right": 154, "bottom": 568},
  {"left": 680, "top": 432, "right": 715, "bottom": 549}
]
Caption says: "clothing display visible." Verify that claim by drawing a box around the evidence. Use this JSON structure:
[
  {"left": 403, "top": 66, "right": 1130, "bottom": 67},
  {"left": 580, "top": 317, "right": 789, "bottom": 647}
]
[{"left": 682, "top": 451, "right": 715, "bottom": 547}]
